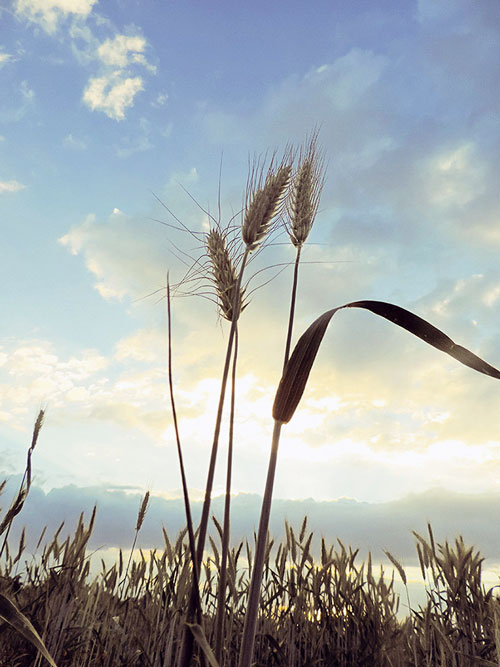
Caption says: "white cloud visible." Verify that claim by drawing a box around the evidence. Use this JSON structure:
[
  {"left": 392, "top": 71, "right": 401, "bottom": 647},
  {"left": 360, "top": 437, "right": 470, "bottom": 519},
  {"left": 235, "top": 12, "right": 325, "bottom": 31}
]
[
  {"left": 317, "top": 48, "right": 388, "bottom": 110},
  {"left": 15, "top": 0, "right": 97, "bottom": 34},
  {"left": 97, "top": 34, "right": 155, "bottom": 73},
  {"left": 20, "top": 80, "right": 35, "bottom": 102},
  {"left": 0, "top": 52, "right": 13, "bottom": 68},
  {"left": 15, "top": 1, "right": 156, "bottom": 122},
  {"left": 115, "top": 329, "right": 165, "bottom": 363},
  {"left": 58, "top": 208, "right": 167, "bottom": 300},
  {"left": 152, "top": 92, "right": 168, "bottom": 108},
  {"left": 81, "top": 32, "right": 156, "bottom": 121},
  {"left": 0, "top": 180, "right": 26, "bottom": 193},
  {"left": 0, "top": 340, "right": 109, "bottom": 428},
  {"left": 82, "top": 72, "right": 144, "bottom": 121},
  {"left": 424, "top": 143, "right": 486, "bottom": 208}
]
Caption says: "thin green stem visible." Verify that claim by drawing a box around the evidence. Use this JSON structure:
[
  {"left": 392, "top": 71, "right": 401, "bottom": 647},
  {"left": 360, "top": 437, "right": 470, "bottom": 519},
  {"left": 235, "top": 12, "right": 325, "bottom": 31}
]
[{"left": 238, "top": 420, "right": 283, "bottom": 667}]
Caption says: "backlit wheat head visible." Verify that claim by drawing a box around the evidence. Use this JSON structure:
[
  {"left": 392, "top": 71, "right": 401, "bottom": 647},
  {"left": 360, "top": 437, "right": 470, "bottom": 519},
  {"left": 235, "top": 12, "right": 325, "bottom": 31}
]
[
  {"left": 242, "top": 157, "right": 292, "bottom": 252},
  {"left": 288, "top": 132, "right": 325, "bottom": 247},
  {"left": 206, "top": 228, "right": 244, "bottom": 321}
]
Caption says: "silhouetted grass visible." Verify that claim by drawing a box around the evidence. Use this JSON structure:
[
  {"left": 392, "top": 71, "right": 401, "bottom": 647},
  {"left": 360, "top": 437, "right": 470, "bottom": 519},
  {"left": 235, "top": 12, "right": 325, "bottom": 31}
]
[{"left": 2, "top": 135, "right": 500, "bottom": 666}]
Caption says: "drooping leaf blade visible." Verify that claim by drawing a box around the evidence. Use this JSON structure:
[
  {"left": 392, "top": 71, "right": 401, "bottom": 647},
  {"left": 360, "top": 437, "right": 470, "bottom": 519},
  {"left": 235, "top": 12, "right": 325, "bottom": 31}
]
[
  {"left": 273, "top": 300, "right": 500, "bottom": 424},
  {"left": 0, "top": 592, "right": 58, "bottom": 667}
]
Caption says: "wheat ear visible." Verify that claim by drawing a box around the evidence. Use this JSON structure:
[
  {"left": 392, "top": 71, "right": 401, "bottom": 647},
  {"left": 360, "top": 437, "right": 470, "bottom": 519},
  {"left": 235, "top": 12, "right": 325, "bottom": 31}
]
[
  {"left": 206, "top": 228, "right": 244, "bottom": 321},
  {"left": 287, "top": 130, "right": 325, "bottom": 248},
  {"left": 242, "top": 160, "right": 292, "bottom": 252},
  {"left": 283, "top": 132, "right": 326, "bottom": 367}
]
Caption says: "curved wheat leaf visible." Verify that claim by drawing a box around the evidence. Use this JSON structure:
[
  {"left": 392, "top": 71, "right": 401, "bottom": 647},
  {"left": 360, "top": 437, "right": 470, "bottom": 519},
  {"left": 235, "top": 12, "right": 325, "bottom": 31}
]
[
  {"left": 0, "top": 592, "right": 58, "bottom": 667},
  {"left": 273, "top": 299, "right": 500, "bottom": 424}
]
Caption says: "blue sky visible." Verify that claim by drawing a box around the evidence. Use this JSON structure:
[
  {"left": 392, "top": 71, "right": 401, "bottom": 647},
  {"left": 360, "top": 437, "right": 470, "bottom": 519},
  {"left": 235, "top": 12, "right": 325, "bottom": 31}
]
[{"left": 2, "top": 0, "right": 500, "bottom": 536}]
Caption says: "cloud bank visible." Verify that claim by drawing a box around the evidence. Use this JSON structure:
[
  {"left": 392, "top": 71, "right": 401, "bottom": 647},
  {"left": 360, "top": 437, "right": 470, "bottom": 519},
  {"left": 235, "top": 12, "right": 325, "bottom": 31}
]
[{"left": 2, "top": 478, "right": 500, "bottom": 569}]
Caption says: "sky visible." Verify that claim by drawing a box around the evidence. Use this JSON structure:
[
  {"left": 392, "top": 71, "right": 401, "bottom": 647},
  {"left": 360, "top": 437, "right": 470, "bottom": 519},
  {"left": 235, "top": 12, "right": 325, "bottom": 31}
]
[{"left": 2, "top": 0, "right": 500, "bottom": 556}]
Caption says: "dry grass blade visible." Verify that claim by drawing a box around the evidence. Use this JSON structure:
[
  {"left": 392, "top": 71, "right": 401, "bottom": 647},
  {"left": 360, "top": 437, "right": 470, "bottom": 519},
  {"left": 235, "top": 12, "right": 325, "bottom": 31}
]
[
  {"left": 187, "top": 623, "right": 220, "bottom": 667},
  {"left": 0, "top": 592, "right": 58, "bottom": 667},
  {"left": 273, "top": 299, "right": 500, "bottom": 423}
]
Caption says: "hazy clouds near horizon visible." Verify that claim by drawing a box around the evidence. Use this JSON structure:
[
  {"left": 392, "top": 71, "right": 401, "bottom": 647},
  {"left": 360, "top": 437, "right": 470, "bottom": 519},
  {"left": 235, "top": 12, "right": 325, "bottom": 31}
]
[{"left": 2, "top": 476, "right": 499, "bottom": 568}]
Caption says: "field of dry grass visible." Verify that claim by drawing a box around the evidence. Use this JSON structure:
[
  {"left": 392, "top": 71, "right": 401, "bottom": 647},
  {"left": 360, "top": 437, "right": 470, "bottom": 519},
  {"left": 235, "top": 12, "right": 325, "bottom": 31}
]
[{"left": 0, "top": 506, "right": 499, "bottom": 666}]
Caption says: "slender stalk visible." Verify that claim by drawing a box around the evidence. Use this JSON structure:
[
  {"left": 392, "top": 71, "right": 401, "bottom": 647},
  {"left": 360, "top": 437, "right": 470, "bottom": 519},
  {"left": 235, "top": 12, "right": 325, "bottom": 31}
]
[
  {"left": 215, "top": 327, "right": 238, "bottom": 664},
  {"left": 238, "top": 420, "right": 283, "bottom": 667},
  {"left": 181, "top": 156, "right": 291, "bottom": 666},
  {"left": 195, "top": 249, "right": 248, "bottom": 572},
  {"left": 283, "top": 245, "right": 302, "bottom": 369},
  {"left": 179, "top": 250, "right": 249, "bottom": 667},
  {"left": 166, "top": 279, "right": 202, "bottom": 625},
  {"left": 121, "top": 491, "right": 150, "bottom": 592},
  {"left": 0, "top": 409, "right": 44, "bottom": 558}
]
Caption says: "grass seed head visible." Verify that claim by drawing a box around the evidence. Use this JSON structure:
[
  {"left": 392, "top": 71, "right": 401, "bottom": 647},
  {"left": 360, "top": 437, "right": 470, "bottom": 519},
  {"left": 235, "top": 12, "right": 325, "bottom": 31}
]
[
  {"left": 206, "top": 228, "right": 244, "bottom": 321},
  {"left": 242, "top": 157, "right": 292, "bottom": 252},
  {"left": 288, "top": 132, "right": 325, "bottom": 247},
  {"left": 136, "top": 491, "right": 150, "bottom": 532}
]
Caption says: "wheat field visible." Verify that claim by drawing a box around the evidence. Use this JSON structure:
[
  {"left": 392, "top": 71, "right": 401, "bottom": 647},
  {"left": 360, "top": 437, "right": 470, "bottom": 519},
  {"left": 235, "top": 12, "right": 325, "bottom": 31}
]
[{"left": 2, "top": 135, "right": 500, "bottom": 666}]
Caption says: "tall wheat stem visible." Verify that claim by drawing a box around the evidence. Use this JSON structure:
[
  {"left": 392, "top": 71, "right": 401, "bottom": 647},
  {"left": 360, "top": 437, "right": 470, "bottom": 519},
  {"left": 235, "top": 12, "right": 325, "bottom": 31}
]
[
  {"left": 167, "top": 280, "right": 203, "bottom": 624},
  {"left": 238, "top": 419, "right": 283, "bottom": 667},
  {"left": 239, "top": 138, "right": 321, "bottom": 667},
  {"left": 214, "top": 327, "right": 238, "bottom": 664},
  {"left": 283, "top": 245, "right": 302, "bottom": 369},
  {"left": 195, "top": 250, "right": 248, "bottom": 571},
  {"left": 181, "top": 158, "right": 291, "bottom": 666},
  {"left": 179, "top": 250, "right": 249, "bottom": 667}
]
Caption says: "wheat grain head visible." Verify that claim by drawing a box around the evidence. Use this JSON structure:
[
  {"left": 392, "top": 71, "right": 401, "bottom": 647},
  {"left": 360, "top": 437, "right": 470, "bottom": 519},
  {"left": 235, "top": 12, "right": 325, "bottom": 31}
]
[
  {"left": 288, "top": 131, "right": 325, "bottom": 248},
  {"left": 242, "top": 155, "right": 292, "bottom": 252},
  {"left": 206, "top": 228, "right": 244, "bottom": 321}
]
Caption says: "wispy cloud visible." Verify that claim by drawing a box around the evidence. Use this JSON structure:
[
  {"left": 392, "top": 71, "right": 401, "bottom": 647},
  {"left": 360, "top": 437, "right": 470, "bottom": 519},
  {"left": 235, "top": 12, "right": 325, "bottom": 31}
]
[
  {"left": 0, "top": 180, "right": 26, "bottom": 193},
  {"left": 0, "top": 52, "right": 13, "bottom": 68},
  {"left": 83, "top": 72, "right": 144, "bottom": 121},
  {"left": 15, "top": 0, "right": 97, "bottom": 34},
  {"left": 152, "top": 92, "right": 168, "bottom": 108},
  {"left": 0, "top": 80, "right": 35, "bottom": 123}
]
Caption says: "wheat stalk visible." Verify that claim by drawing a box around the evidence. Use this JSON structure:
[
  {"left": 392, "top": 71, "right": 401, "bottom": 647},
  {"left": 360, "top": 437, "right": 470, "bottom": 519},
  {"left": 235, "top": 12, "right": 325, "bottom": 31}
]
[{"left": 283, "top": 132, "right": 326, "bottom": 367}]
